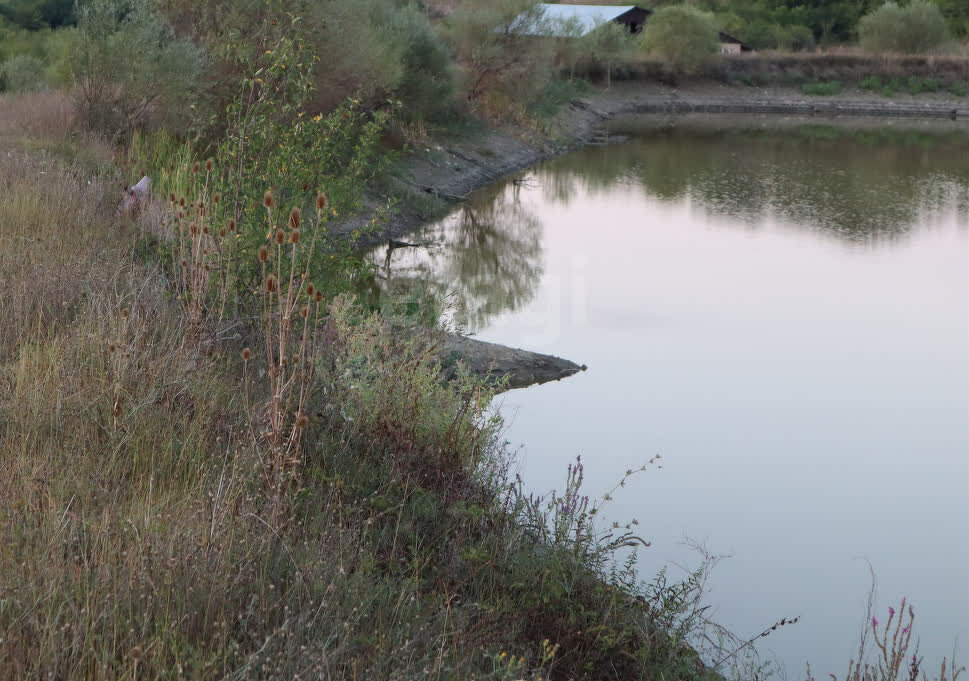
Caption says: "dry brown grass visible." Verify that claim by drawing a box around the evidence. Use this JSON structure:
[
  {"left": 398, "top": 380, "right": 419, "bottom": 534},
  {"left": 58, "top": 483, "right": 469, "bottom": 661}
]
[
  {"left": 0, "top": 90, "right": 77, "bottom": 140},
  {"left": 0, "top": 154, "right": 119, "bottom": 362}
]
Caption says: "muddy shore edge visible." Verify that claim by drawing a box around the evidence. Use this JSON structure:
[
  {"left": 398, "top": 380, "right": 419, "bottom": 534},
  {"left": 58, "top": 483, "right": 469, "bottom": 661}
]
[{"left": 341, "top": 81, "right": 969, "bottom": 389}]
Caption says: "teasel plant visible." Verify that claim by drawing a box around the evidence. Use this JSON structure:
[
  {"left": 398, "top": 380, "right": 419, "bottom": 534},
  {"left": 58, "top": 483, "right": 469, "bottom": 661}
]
[
  {"left": 168, "top": 158, "right": 234, "bottom": 333},
  {"left": 241, "top": 189, "right": 329, "bottom": 505}
]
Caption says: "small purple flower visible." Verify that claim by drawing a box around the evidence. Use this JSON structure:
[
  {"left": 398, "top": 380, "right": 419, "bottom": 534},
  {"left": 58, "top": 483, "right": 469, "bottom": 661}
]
[
  {"left": 872, "top": 617, "right": 879, "bottom": 628},
  {"left": 888, "top": 606, "right": 895, "bottom": 618},
  {"left": 902, "top": 626, "right": 910, "bottom": 635}
]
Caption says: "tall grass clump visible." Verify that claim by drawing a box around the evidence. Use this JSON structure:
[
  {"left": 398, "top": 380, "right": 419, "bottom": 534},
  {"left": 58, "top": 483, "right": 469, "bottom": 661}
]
[
  {"left": 809, "top": 587, "right": 965, "bottom": 681},
  {"left": 642, "top": 5, "right": 719, "bottom": 77},
  {"left": 859, "top": 1, "right": 951, "bottom": 54}
]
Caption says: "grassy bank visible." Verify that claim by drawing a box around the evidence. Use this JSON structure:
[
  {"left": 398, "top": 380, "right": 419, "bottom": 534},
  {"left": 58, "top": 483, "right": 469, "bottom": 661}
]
[
  {"left": 1, "top": 0, "right": 967, "bottom": 677},
  {"left": 0, "top": 90, "right": 734, "bottom": 681}
]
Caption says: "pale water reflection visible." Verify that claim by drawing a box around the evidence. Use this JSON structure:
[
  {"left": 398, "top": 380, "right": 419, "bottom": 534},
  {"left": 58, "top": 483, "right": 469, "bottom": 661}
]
[{"left": 370, "top": 116, "right": 969, "bottom": 676}]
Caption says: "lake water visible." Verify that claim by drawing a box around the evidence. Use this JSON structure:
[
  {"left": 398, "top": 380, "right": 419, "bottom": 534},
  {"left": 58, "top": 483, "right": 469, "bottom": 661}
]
[{"left": 370, "top": 115, "right": 969, "bottom": 677}]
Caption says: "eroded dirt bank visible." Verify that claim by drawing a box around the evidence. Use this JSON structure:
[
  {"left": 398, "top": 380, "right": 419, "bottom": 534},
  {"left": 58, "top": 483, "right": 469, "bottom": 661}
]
[
  {"left": 340, "top": 80, "right": 968, "bottom": 248},
  {"left": 340, "top": 80, "right": 968, "bottom": 390}
]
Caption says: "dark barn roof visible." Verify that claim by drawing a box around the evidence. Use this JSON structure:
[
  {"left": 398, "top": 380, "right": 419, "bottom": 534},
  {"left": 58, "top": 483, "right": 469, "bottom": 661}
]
[{"left": 718, "top": 30, "right": 752, "bottom": 51}]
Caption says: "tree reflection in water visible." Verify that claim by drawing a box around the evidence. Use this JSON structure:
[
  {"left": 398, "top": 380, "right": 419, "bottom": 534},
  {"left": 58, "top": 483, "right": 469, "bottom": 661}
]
[
  {"left": 538, "top": 116, "right": 969, "bottom": 241},
  {"left": 371, "top": 180, "right": 544, "bottom": 332},
  {"left": 370, "top": 116, "right": 969, "bottom": 330}
]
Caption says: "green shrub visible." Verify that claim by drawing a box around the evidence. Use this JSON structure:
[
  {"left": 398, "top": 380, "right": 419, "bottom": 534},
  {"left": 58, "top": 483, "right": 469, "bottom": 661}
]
[
  {"left": 642, "top": 5, "right": 719, "bottom": 76},
  {"left": 445, "top": 0, "right": 556, "bottom": 111},
  {"left": 788, "top": 24, "right": 817, "bottom": 51},
  {"left": 388, "top": 6, "right": 455, "bottom": 122},
  {"left": 304, "top": 0, "right": 454, "bottom": 120},
  {"left": 859, "top": 75, "right": 882, "bottom": 90},
  {"left": 69, "top": 0, "right": 206, "bottom": 139},
  {"left": 921, "top": 77, "right": 939, "bottom": 92},
  {"left": 581, "top": 20, "right": 637, "bottom": 87},
  {"left": 0, "top": 54, "right": 46, "bottom": 92},
  {"left": 801, "top": 80, "right": 842, "bottom": 96},
  {"left": 950, "top": 81, "right": 968, "bottom": 97},
  {"left": 859, "top": 0, "right": 950, "bottom": 53},
  {"left": 765, "top": 23, "right": 816, "bottom": 51}
]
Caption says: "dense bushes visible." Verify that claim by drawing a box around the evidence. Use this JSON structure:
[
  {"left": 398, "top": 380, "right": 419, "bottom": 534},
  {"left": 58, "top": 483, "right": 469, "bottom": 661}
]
[
  {"left": 71, "top": 0, "right": 206, "bottom": 138},
  {"left": 859, "top": 1, "right": 951, "bottom": 54},
  {"left": 0, "top": 53, "right": 45, "bottom": 91},
  {"left": 445, "top": 0, "right": 557, "bottom": 117},
  {"left": 643, "top": 5, "right": 719, "bottom": 76}
]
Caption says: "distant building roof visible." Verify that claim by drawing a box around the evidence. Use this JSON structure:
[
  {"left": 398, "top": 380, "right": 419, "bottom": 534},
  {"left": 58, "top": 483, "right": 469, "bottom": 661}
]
[
  {"left": 514, "top": 4, "right": 643, "bottom": 37},
  {"left": 718, "top": 31, "right": 752, "bottom": 50}
]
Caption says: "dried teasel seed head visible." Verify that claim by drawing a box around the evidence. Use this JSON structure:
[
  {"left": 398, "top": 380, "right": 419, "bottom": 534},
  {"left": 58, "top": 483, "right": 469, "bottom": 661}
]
[
  {"left": 190, "top": 223, "right": 199, "bottom": 235},
  {"left": 179, "top": 197, "right": 185, "bottom": 207},
  {"left": 108, "top": 342, "right": 117, "bottom": 353},
  {"left": 258, "top": 245, "right": 269, "bottom": 262},
  {"left": 306, "top": 283, "right": 315, "bottom": 297},
  {"left": 296, "top": 414, "right": 309, "bottom": 429},
  {"left": 266, "top": 274, "right": 277, "bottom": 292},
  {"left": 228, "top": 218, "right": 236, "bottom": 232},
  {"left": 192, "top": 161, "right": 200, "bottom": 174},
  {"left": 205, "top": 158, "right": 213, "bottom": 172},
  {"left": 274, "top": 229, "right": 285, "bottom": 245},
  {"left": 178, "top": 210, "right": 184, "bottom": 220},
  {"left": 241, "top": 348, "right": 252, "bottom": 361},
  {"left": 169, "top": 192, "right": 176, "bottom": 203},
  {"left": 289, "top": 229, "right": 300, "bottom": 244},
  {"left": 263, "top": 190, "right": 274, "bottom": 208},
  {"left": 316, "top": 192, "right": 327, "bottom": 211},
  {"left": 181, "top": 259, "right": 188, "bottom": 268},
  {"left": 202, "top": 225, "right": 209, "bottom": 234},
  {"left": 219, "top": 228, "right": 226, "bottom": 238},
  {"left": 213, "top": 192, "right": 220, "bottom": 204},
  {"left": 121, "top": 308, "right": 130, "bottom": 318},
  {"left": 288, "top": 207, "right": 300, "bottom": 230},
  {"left": 300, "top": 305, "right": 309, "bottom": 318},
  {"left": 314, "top": 291, "right": 323, "bottom": 303}
]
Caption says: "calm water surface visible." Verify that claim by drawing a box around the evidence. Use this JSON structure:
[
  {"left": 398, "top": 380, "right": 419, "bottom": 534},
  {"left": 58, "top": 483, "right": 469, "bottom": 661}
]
[{"left": 371, "top": 116, "right": 969, "bottom": 676}]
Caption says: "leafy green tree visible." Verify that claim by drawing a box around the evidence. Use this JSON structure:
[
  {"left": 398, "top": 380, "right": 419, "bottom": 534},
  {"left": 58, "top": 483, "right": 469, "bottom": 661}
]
[
  {"left": 581, "top": 21, "right": 636, "bottom": 87},
  {"left": 859, "top": 0, "right": 951, "bottom": 53},
  {"left": 642, "top": 5, "right": 719, "bottom": 76},
  {"left": 445, "top": 0, "right": 556, "bottom": 106},
  {"left": 69, "top": 0, "right": 206, "bottom": 139}
]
